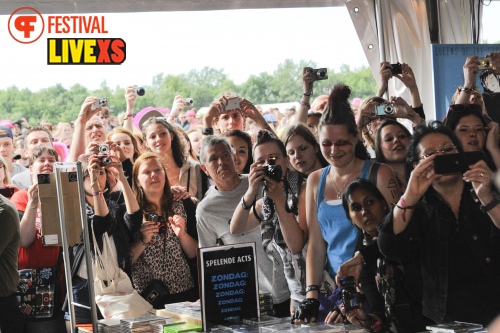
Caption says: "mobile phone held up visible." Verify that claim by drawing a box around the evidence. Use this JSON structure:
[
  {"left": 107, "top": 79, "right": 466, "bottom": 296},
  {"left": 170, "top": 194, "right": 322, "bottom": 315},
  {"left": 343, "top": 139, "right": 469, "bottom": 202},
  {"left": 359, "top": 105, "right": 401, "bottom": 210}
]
[
  {"left": 433, "top": 151, "right": 486, "bottom": 174},
  {"left": 223, "top": 97, "right": 241, "bottom": 111}
]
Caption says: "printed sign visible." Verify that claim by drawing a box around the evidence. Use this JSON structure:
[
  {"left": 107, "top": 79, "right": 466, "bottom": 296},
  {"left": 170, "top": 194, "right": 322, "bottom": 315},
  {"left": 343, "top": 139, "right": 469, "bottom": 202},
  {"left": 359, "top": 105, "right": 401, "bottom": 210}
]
[
  {"left": 431, "top": 44, "right": 500, "bottom": 121},
  {"left": 198, "top": 242, "right": 259, "bottom": 330}
]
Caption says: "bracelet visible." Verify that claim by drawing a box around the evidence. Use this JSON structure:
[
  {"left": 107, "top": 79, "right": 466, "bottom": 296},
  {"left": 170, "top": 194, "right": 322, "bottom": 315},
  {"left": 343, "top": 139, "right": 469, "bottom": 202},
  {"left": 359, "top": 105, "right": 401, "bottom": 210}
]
[
  {"left": 303, "top": 92, "right": 312, "bottom": 97},
  {"left": 92, "top": 191, "right": 105, "bottom": 196},
  {"left": 480, "top": 196, "right": 500, "bottom": 213},
  {"left": 305, "top": 285, "right": 320, "bottom": 293},
  {"left": 123, "top": 113, "right": 133, "bottom": 120},
  {"left": 240, "top": 196, "right": 252, "bottom": 210},
  {"left": 396, "top": 197, "right": 415, "bottom": 223},
  {"left": 202, "top": 127, "right": 214, "bottom": 135},
  {"left": 139, "top": 236, "right": 149, "bottom": 246},
  {"left": 458, "top": 85, "right": 474, "bottom": 93},
  {"left": 300, "top": 100, "right": 311, "bottom": 109}
]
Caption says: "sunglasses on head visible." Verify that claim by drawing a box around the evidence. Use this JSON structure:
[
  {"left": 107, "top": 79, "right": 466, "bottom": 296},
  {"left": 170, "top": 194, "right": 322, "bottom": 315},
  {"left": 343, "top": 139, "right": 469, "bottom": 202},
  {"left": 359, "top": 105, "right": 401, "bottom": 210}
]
[
  {"left": 447, "top": 103, "right": 482, "bottom": 114},
  {"left": 142, "top": 116, "right": 169, "bottom": 128}
]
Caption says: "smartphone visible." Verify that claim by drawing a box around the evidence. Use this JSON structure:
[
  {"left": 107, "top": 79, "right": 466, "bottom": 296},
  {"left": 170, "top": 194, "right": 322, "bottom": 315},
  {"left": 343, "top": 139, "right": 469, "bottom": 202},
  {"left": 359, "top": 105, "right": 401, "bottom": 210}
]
[
  {"left": 478, "top": 57, "right": 493, "bottom": 70},
  {"left": 434, "top": 151, "right": 486, "bottom": 174},
  {"left": 224, "top": 97, "right": 240, "bottom": 111},
  {"left": 0, "top": 187, "right": 15, "bottom": 198},
  {"left": 385, "top": 63, "right": 402, "bottom": 75}
]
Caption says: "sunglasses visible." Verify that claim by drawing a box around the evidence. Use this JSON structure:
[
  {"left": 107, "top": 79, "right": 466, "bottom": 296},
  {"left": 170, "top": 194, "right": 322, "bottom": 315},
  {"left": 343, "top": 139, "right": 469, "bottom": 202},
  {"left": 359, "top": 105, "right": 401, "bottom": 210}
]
[
  {"left": 447, "top": 104, "right": 482, "bottom": 114},
  {"left": 142, "top": 116, "right": 170, "bottom": 128}
]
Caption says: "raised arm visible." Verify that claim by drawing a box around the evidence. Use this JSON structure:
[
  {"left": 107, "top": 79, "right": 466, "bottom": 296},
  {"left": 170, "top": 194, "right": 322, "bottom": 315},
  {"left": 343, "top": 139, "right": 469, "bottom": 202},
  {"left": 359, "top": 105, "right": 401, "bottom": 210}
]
[
  {"left": 295, "top": 67, "right": 316, "bottom": 125},
  {"left": 68, "top": 96, "right": 102, "bottom": 162},
  {"left": 456, "top": 56, "right": 481, "bottom": 105},
  {"left": 123, "top": 86, "right": 136, "bottom": 132},
  {"left": 168, "top": 95, "right": 189, "bottom": 125}
]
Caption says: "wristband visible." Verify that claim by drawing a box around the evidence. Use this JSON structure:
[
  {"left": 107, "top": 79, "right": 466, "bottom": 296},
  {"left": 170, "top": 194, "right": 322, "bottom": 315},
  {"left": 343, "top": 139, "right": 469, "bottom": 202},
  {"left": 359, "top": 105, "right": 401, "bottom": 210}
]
[
  {"left": 458, "top": 85, "right": 474, "bottom": 93},
  {"left": 480, "top": 196, "right": 500, "bottom": 213},
  {"left": 300, "top": 100, "right": 311, "bottom": 109},
  {"left": 305, "top": 285, "right": 320, "bottom": 293},
  {"left": 303, "top": 92, "right": 312, "bottom": 97},
  {"left": 202, "top": 127, "right": 214, "bottom": 135},
  {"left": 396, "top": 197, "right": 415, "bottom": 223}
]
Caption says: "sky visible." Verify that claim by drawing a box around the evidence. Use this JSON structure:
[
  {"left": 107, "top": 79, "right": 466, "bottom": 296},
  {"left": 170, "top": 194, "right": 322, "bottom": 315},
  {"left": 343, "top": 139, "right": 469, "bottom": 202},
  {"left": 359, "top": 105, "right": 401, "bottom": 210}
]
[{"left": 0, "top": 3, "right": 499, "bottom": 92}]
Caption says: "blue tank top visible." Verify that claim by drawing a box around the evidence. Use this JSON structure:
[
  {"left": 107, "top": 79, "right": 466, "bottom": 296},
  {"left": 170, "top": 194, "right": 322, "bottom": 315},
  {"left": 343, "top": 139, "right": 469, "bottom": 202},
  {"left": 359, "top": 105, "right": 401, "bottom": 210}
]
[{"left": 317, "top": 160, "right": 373, "bottom": 279}]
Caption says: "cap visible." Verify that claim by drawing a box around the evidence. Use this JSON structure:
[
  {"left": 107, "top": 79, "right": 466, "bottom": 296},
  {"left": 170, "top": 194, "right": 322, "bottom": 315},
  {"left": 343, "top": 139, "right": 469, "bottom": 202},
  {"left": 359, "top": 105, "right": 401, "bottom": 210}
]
[
  {"left": 0, "top": 120, "right": 14, "bottom": 129},
  {"left": 135, "top": 109, "right": 165, "bottom": 130},
  {"left": 263, "top": 113, "right": 277, "bottom": 123},
  {"left": 0, "top": 126, "right": 13, "bottom": 139},
  {"left": 185, "top": 110, "right": 196, "bottom": 117},
  {"left": 352, "top": 97, "right": 362, "bottom": 107}
]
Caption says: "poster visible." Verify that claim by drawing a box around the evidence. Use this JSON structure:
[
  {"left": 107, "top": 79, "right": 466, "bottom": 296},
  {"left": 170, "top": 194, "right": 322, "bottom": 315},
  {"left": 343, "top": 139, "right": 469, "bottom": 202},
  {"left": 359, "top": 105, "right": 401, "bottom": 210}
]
[
  {"left": 431, "top": 44, "right": 500, "bottom": 121},
  {"left": 198, "top": 242, "right": 259, "bottom": 330}
]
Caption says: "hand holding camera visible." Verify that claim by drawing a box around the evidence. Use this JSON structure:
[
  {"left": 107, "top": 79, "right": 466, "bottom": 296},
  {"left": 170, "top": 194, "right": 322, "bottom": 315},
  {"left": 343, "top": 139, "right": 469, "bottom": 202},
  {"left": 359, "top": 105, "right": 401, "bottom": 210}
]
[
  {"left": 146, "top": 213, "right": 168, "bottom": 236},
  {"left": 78, "top": 96, "right": 104, "bottom": 122},
  {"left": 171, "top": 95, "right": 192, "bottom": 119}
]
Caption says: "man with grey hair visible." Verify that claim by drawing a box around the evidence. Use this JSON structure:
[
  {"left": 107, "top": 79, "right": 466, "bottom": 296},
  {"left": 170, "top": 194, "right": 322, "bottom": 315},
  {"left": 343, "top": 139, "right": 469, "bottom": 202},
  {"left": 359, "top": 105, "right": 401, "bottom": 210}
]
[{"left": 196, "top": 136, "right": 291, "bottom": 317}]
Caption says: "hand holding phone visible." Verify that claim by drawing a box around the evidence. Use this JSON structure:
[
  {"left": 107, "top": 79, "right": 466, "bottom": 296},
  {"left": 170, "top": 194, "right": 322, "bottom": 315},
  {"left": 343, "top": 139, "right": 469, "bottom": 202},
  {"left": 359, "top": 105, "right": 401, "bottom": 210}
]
[{"left": 433, "top": 151, "right": 486, "bottom": 174}]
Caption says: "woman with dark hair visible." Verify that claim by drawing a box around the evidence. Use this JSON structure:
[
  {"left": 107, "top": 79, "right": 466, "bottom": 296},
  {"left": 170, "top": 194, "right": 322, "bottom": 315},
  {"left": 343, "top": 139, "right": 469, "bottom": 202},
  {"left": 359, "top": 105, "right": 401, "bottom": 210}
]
[
  {"left": 337, "top": 178, "right": 430, "bottom": 332},
  {"left": 374, "top": 119, "right": 412, "bottom": 192},
  {"left": 378, "top": 121, "right": 500, "bottom": 326},
  {"left": 130, "top": 152, "right": 198, "bottom": 307},
  {"left": 296, "top": 83, "right": 398, "bottom": 323},
  {"left": 141, "top": 116, "right": 207, "bottom": 201},
  {"left": 282, "top": 124, "right": 328, "bottom": 177},
  {"left": 443, "top": 103, "right": 500, "bottom": 171},
  {"left": 65, "top": 148, "right": 143, "bottom": 325},
  {"left": 223, "top": 129, "right": 253, "bottom": 174},
  {"left": 231, "top": 129, "right": 307, "bottom": 316}
]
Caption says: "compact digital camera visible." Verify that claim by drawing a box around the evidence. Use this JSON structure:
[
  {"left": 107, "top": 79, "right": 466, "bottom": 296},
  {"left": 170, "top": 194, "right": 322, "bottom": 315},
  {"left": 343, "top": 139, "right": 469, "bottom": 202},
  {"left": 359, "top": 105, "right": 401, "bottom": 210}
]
[
  {"left": 135, "top": 87, "right": 146, "bottom": 96},
  {"left": 386, "top": 62, "right": 402, "bottom": 75},
  {"left": 92, "top": 97, "right": 108, "bottom": 109},
  {"left": 307, "top": 67, "right": 328, "bottom": 81},
  {"left": 183, "top": 98, "right": 194, "bottom": 106},
  {"left": 375, "top": 103, "right": 396, "bottom": 116},
  {"left": 97, "top": 144, "right": 112, "bottom": 166},
  {"left": 339, "top": 276, "right": 360, "bottom": 311},
  {"left": 264, "top": 156, "right": 282, "bottom": 182},
  {"left": 146, "top": 212, "right": 167, "bottom": 235},
  {"left": 478, "top": 57, "right": 493, "bottom": 70}
]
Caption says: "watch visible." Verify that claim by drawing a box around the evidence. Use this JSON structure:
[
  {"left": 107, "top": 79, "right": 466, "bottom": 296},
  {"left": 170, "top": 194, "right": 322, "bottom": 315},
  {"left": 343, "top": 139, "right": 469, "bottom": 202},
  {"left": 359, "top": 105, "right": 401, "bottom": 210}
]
[
  {"left": 480, "top": 196, "right": 500, "bottom": 213},
  {"left": 240, "top": 197, "right": 252, "bottom": 210}
]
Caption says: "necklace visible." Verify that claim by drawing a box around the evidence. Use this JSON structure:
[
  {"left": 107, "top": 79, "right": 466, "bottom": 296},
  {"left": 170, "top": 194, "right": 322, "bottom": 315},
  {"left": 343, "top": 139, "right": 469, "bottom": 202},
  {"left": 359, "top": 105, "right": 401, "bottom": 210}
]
[{"left": 331, "top": 161, "right": 357, "bottom": 199}]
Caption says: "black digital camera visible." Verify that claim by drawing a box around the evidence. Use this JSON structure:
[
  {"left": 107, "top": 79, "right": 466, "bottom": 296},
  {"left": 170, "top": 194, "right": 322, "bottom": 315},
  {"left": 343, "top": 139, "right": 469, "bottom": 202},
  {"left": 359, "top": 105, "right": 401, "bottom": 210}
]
[
  {"left": 264, "top": 156, "right": 282, "bottom": 182},
  {"left": 135, "top": 87, "right": 146, "bottom": 96},
  {"left": 307, "top": 67, "right": 328, "bottom": 81},
  {"left": 386, "top": 62, "right": 402, "bottom": 75},
  {"left": 146, "top": 212, "right": 167, "bottom": 235},
  {"left": 339, "top": 276, "right": 360, "bottom": 311},
  {"left": 97, "top": 144, "right": 112, "bottom": 166}
]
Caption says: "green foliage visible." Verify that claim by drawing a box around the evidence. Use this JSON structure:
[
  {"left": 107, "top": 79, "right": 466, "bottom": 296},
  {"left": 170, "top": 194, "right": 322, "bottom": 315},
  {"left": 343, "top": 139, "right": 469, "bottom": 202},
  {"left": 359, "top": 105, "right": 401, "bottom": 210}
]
[{"left": 0, "top": 59, "right": 377, "bottom": 124}]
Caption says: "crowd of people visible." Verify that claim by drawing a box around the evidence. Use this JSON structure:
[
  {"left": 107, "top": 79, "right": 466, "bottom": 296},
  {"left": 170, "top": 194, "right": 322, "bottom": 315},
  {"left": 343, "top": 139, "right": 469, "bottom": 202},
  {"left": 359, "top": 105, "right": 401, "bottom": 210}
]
[{"left": 1, "top": 52, "right": 500, "bottom": 333}]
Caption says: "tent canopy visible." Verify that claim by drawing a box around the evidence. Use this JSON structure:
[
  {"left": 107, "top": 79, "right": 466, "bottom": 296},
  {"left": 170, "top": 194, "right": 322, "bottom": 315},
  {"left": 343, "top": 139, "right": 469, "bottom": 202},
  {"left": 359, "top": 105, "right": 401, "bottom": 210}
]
[{"left": 1, "top": 0, "right": 345, "bottom": 15}]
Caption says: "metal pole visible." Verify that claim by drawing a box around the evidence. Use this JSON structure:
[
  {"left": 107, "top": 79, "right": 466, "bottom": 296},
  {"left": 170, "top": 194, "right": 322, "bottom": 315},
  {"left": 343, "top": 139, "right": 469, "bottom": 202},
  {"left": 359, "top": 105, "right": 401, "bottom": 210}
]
[
  {"left": 54, "top": 162, "right": 98, "bottom": 333},
  {"left": 374, "top": 0, "right": 388, "bottom": 99},
  {"left": 76, "top": 162, "right": 99, "bottom": 333},
  {"left": 54, "top": 164, "right": 76, "bottom": 333}
]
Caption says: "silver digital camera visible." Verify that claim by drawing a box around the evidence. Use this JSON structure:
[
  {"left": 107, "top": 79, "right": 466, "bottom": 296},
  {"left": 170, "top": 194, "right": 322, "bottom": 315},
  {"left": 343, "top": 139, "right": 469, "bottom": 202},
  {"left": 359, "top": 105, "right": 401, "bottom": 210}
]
[
  {"left": 374, "top": 103, "right": 395, "bottom": 116},
  {"left": 92, "top": 97, "right": 108, "bottom": 109}
]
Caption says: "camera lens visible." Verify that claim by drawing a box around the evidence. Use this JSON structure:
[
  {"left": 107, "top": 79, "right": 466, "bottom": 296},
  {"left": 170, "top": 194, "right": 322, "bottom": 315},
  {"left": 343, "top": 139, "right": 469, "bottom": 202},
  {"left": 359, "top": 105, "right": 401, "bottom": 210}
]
[
  {"left": 135, "top": 87, "right": 145, "bottom": 96},
  {"left": 384, "top": 105, "right": 394, "bottom": 114}
]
